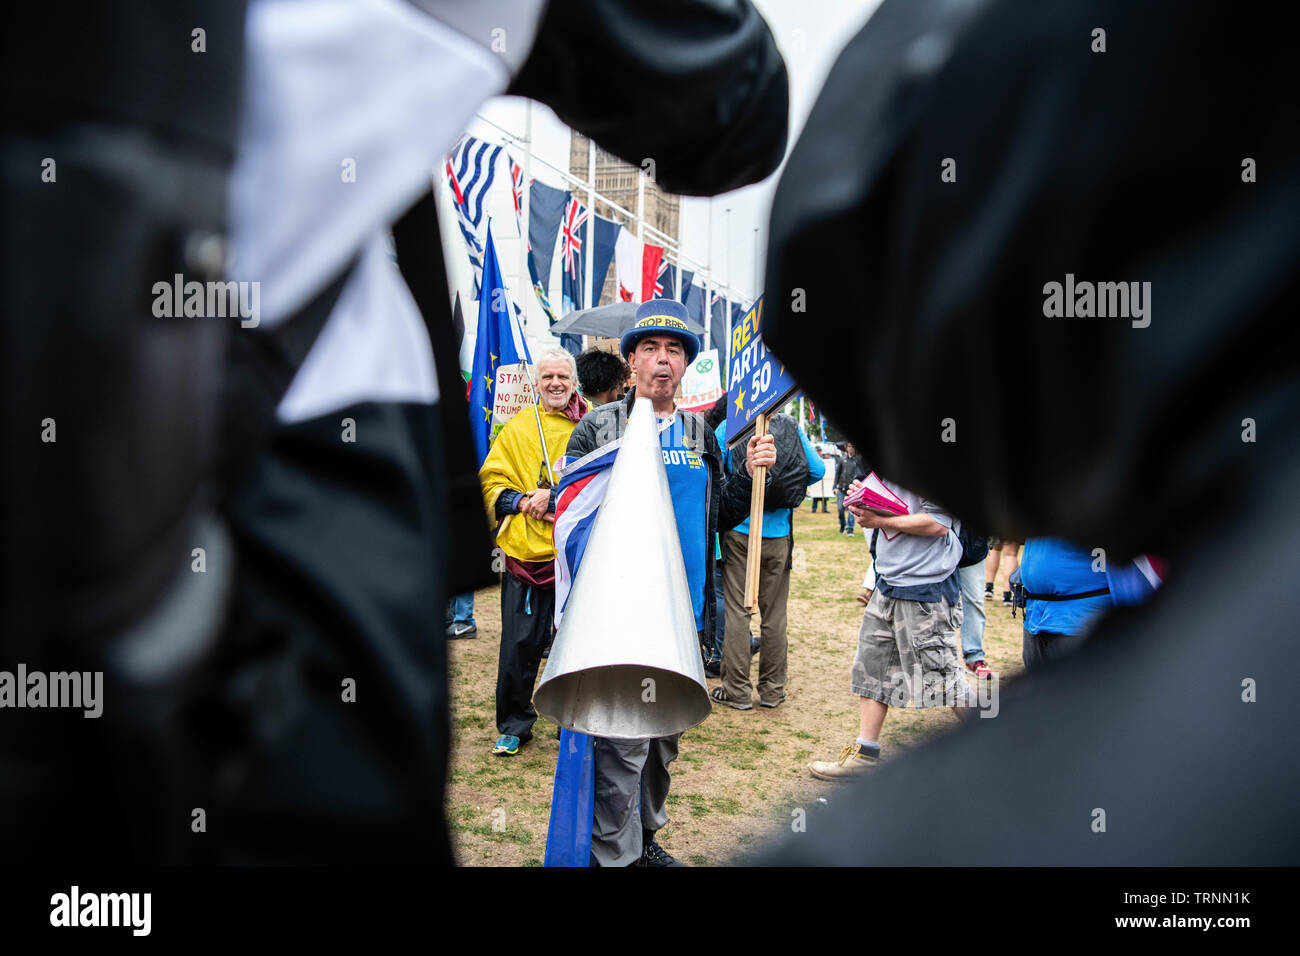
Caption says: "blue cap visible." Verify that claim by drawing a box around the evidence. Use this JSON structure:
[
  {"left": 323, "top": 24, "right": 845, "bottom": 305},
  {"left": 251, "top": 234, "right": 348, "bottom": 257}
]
[{"left": 619, "top": 300, "right": 700, "bottom": 363}]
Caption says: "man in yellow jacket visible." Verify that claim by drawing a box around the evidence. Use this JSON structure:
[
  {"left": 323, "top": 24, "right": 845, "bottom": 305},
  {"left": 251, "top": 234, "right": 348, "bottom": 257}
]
[{"left": 479, "top": 347, "right": 588, "bottom": 756}]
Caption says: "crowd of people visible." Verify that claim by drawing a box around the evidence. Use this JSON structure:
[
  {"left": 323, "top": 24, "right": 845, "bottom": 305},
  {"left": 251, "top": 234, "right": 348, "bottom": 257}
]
[
  {"left": 13, "top": 0, "right": 1286, "bottom": 873},
  {"left": 456, "top": 299, "right": 1168, "bottom": 866}
]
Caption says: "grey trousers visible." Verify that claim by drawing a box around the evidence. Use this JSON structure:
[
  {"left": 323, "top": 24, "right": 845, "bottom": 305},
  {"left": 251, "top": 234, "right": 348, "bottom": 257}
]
[{"left": 589, "top": 734, "right": 680, "bottom": 867}]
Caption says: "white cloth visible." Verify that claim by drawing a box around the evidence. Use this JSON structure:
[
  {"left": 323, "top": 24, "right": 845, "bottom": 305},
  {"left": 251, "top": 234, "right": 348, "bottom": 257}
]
[
  {"left": 277, "top": 234, "right": 440, "bottom": 422},
  {"left": 229, "top": 0, "right": 527, "bottom": 421},
  {"left": 614, "top": 228, "right": 644, "bottom": 304},
  {"left": 230, "top": 0, "right": 509, "bottom": 326}
]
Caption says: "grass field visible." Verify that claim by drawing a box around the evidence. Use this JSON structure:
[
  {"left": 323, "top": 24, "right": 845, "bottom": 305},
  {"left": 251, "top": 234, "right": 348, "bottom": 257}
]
[{"left": 446, "top": 507, "right": 1024, "bottom": 865}]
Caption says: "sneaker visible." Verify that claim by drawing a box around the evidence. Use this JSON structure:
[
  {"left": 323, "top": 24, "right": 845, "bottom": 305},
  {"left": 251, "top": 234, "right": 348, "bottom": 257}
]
[
  {"left": 491, "top": 734, "right": 522, "bottom": 755},
  {"left": 636, "top": 837, "right": 685, "bottom": 867},
  {"left": 447, "top": 622, "right": 477, "bottom": 639},
  {"left": 759, "top": 692, "right": 786, "bottom": 709},
  {"left": 965, "top": 659, "right": 994, "bottom": 680},
  {"left": 711, "top": 685, "right": 753, "bottom": 711},
  {"left": 703, "top": 658, "right": 721, "bottom": 679},
  {"left": 809, "top": 743, "right": 878, "bottom": 781},
  {"left": 1002, "top": 590, "right": 1013, "bottom": 606},
  {"left": 984, "top": 581, "right": 994, "bottom": 597}
]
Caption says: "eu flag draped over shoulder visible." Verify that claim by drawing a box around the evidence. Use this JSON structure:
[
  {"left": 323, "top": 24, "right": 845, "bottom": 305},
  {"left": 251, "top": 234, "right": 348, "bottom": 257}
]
[{"left": 468, "top": 222, "right": 529, "bottom": 464}]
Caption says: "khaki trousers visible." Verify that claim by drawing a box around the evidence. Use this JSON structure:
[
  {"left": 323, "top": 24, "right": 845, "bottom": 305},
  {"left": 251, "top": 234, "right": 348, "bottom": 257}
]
[{"left": 721, "top": 529, "right": 790, "bottom": 705}]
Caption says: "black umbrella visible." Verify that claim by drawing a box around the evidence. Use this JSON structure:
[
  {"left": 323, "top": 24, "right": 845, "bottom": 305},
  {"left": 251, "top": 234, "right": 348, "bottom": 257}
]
[{"left": 549, "top": 301, "right": 705, "bottom": 340}]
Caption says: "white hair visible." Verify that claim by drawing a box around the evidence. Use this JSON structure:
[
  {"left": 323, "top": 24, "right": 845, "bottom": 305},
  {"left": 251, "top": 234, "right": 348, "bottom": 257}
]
[{"left": 536, "top": 346, "right": 577, "bottom": 380}]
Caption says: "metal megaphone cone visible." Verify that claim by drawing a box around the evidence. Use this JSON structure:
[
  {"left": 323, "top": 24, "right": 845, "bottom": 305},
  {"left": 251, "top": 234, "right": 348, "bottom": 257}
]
[{"left": 534, "top": 397, "right": 711, "bottom": 740}]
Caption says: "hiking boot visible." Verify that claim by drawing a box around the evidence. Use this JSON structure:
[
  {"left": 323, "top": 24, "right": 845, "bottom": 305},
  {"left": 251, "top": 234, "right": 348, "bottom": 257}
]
[
  {"left": 636, "top": 837, "right": 685, "bottom": 867},
  {"left": 703, "top": 658, "right": 721, "bottom": 679},
  {"left": 809, "top": 743, "right": 878, "bottom": 781}
]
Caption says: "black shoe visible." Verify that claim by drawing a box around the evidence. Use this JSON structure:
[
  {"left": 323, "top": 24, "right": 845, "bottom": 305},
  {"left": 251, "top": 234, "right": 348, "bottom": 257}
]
[
  {"left": 636, "top": 837, "right": 685, "bottom": 867},
  {"left": 985, "top": 581, "right": 994, "bottom": 596},
  {"left": 704, "top": 658, "right": 721, "bottom": 679},
  {"left": 749, "top": 635, "right": 760, "bottom": 656},
  {"left": 1002, "top": 590, "right": 1013, "bottom": 606},
  {"left": 447, "top": 622, "right": 477, "bottom": 639}
]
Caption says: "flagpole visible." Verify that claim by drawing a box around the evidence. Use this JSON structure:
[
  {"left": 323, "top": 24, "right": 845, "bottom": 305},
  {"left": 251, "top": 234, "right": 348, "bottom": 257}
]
[
  {"left": 525, "top": 363, "right": 556, "bottom": 486},
  {"left": 724, "top": 207, "right": 732, "bottom": 351},
  {"left": 488, "top": 214, "right": 556, "bottom": 486},
  {"left": 518, "top": 101, "right": 533, "bottom": 336},
  {"left": 705, "top": 200, "right": 713, "bottom": 360},
  {"left": 585, "top": 137, "right": 596, "bottom": 315}
]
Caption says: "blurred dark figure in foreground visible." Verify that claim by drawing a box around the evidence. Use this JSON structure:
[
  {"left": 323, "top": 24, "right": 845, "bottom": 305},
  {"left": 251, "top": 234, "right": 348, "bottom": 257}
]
[
  {"left": 761, "top": 0, "right": 1298, "bottom": 863},
  {"left": 2, "top": 0, "right": 787, "bottom": 864}
]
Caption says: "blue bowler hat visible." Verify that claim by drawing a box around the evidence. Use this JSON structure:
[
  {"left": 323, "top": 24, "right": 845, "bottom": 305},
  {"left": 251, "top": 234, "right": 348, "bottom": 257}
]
[{"left": 619, "top": 300, "right": 700, "bottom": 363}]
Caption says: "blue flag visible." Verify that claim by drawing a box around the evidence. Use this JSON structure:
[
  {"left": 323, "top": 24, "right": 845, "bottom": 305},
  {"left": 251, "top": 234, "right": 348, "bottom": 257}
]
[
  {"left": 468, "top": 223, "right": 529, "bottom": 465},
  {"left": 710, "top": 293, "right": 727, "bottom": 365},
  {"left": 591, "top": 214, "right": 620, "bottom": 306},
  {"left": 528, "top": 179, "right": 568, "bottom": 319},
  {"left": 685, "top": 282, "right": 705, "bottom": 333},
  {"left": 544, "top": 728, "right": 596, "bottom": 866}
]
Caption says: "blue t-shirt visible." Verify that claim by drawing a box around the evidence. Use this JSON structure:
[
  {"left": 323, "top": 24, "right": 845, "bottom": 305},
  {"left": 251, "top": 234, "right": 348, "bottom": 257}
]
[
  {"left": 659, "top": 415, "right": 709, "bottom": 631},
  {"left": 1020, "top": 538, "right": 1112, "bottom": 636},
  {"left": 714, "top": 419, "right": 826, "bottom": 538}
]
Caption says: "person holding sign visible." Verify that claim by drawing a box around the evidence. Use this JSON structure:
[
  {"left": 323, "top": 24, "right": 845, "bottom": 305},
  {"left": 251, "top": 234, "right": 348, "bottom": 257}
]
[
  {"left": 479, "top": 349, "right": 587, "bottom": 757},
  {"left": 562, "top": 301, "right": 776, "bottom": 866},
  {"left": 713, "top": 412, "right": 823, "bottom": 710}
]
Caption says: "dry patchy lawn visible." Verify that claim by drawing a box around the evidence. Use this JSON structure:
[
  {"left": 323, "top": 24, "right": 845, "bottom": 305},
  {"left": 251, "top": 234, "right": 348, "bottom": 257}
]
[{"left": 446, "top": 508, "right": 1024, "bottom": 865}]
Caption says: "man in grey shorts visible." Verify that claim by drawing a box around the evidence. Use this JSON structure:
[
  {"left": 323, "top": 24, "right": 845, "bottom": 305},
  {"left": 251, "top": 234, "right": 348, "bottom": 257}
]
[{"left": 810, "top": 477, "right": 974, "bottom": 780}]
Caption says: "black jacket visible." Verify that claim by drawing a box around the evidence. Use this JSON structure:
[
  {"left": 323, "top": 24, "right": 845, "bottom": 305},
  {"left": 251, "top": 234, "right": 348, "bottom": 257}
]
[
  {"left": 833, "top": 454, "right": 864, "bottom": 493},
  {"left": 565, "top": 390, "right": 753, "bottom": 648}
]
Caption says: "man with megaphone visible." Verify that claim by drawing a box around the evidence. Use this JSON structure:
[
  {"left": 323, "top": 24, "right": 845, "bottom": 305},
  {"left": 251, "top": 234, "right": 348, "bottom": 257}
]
[{"left": 556, "top": 300, "right": 777, "bottom": 867}]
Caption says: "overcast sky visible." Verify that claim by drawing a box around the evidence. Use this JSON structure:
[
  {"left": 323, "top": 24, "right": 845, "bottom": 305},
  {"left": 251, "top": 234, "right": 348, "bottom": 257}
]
[
  {"left": 679, "top": 0, "right": 882, "bottom": 303},
  {"left": 455, "top": 0, "right": 882, "bottom": 357}
]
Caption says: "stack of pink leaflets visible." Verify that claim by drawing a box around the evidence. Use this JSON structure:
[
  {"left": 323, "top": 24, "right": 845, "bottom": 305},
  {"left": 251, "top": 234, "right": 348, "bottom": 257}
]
[{"left": 844, "top": 472, "right": 909, "bottom": 538}]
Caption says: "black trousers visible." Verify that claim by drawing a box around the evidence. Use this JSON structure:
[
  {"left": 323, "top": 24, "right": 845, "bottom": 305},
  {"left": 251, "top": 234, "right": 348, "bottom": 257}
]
[
  {"left": 1021, "top": 628, "right": 1090, "bottom": 673},
  {"left": 497, "top": 573, "right": 556, "bottom": 741}
]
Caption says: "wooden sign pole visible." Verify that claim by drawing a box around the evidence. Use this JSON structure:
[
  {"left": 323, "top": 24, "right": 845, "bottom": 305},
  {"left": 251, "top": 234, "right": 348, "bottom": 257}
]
[{"left": 743, "top": 412, "right": 769, "bottom": 612}]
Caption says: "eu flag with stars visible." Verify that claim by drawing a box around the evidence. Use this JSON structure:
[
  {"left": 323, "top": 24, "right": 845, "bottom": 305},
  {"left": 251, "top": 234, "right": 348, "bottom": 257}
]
[{"left": 469, "top": 223, "right": 529, "bottom": 465}]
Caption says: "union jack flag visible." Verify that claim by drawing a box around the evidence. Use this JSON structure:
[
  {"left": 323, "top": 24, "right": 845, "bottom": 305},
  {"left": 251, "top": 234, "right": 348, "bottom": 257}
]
[
  {"left": 560, "top": 197, "right": 589, "bottom": 313},
  {"left": 560, "top": 198, "right": 588, "bottom": 278},
  {"left": 552, "top": 441, "right": 619, "bottom": 629},
  {"left": 508, "top": 154, "right": 526, "bottom": 234},
  {"left": 652, "top": 258, "right": 669, "bottom": 298}
]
